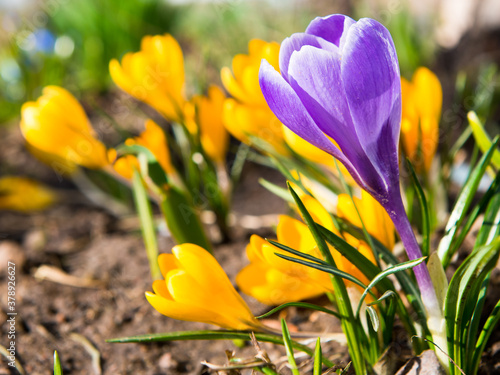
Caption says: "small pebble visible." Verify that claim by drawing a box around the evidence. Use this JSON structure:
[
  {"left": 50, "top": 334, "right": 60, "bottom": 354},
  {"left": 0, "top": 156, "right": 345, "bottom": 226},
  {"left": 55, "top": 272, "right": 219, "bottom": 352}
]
[
  {"left": 395, "top": 350, "right": 446, "bottom": 375},
  {"left": 158, "top": 352, "right": 178, "bottom": 370},
  {"left": 0, "top": 241, "right": 26, "bottom": 276}
]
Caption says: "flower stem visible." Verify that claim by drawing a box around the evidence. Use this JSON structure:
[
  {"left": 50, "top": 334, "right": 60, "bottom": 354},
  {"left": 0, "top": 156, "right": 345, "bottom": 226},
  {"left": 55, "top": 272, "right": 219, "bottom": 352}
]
[{"left": 387, "top": 194, "right": 440, "bottom": 313}]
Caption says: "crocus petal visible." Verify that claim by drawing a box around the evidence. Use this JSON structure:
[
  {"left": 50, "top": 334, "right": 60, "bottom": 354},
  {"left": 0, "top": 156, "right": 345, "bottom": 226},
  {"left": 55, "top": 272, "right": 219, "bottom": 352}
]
[
  {"left": 259, "top": 59, "right": 355, "bottom": 171},
  {"left": 145, "top": 292, "right": 232, "bottom": 328},
  {"left": 305, "top": 14, "right": 356, "bottom": 49},
  {"left": 287, "top": 45, "right": 384, "bottom": 191},
  {"left": 341, "top": 18, "right": 401, "bottom": 189},
  {"left": 279, "top": 33, "right": 338, "bottom": 83}
]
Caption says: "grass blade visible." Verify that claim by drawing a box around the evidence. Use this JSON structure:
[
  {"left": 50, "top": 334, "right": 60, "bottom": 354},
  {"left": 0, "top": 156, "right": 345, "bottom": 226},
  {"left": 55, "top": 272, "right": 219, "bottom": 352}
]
[
  {"left": 275, "top": 252, "right": 367, "bottom": 291},
  {"left": 281, "top": 319, "right": 300, "bottom": 375},
  {"left": 267, "top": 239, "right": 329, "bottom": 266},
  {"left": 437, "top": 136, "right": 500, "bottom": 268},
  {"left": 313, "top": 338, "right": 322, "bottom": 375},
  {"left": 107, "top": 330, "right": 334, "bottom": 367},
  {"left": 256, "top": 302, "right": 340, "bottom": 320},
  {"left": 54, "top": 351, "right": 62, "bottom": 375},
  {"left": 355, "top": 257, "right": 426, "bottom": 318},
  {"left": 471, "top": 298, "right": 500, "bottom": 374},
  {"left": 474, "top": 182, "right": 500, "bottom": 249},
  {"left": 444, "top": 238, "right": 500, "bottom": 374},
  {"left": 131, "top": 170, "right": 161, "bottom": 280},
  {"left": 468, "top": 111, "right": 500, "bottom": 169}
]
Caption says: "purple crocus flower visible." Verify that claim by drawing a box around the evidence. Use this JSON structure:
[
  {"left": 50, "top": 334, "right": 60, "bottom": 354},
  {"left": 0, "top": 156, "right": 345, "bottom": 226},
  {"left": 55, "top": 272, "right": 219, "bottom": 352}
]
[{"left": 259, "top": 14, "right": 441, "bottom": 320}]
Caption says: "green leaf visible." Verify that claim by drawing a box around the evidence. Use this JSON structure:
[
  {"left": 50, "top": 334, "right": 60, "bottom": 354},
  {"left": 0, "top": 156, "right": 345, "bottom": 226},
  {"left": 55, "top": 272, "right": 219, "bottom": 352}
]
[
  {"left": 471, "top": 298, "right": 500, "bottom": 374},
  {"left": 446, "top": 172, "right": 500, "bottom": 262},
  {"left": 267, "top": 239, "right": 329, "bottom": 266},
  {"left": 427, "top": 252, "right": 448, "bottom": 313},
  {"left": 355, "top": 257, "right": 426, "bottom": 318},
  {"left": 437, "top": 136, "right": 500, "bottom": 268},
  {"left": 474, "top": 182, "right": 500, "bottom": 249},
  {"left": 275, "top": 252, "right": 367, "bottom": 291},
  {"left": 444, "top": 238, "right": 500, "bottom": 374},
  {"left": 132, "top": 170, "right": 161, "bottom": 280},
  {"left": 468, "top": 111, "right": 500, "bottom": 169},
  {"left": 159, "top": 185, "right": 213, "bottom": 253},
  {"left": 54, "top": 351, "right": 62, "bottom": 375},
  {"left": 259, "top": 179, "right": 294, "bottom": 203},
  {"left": 281, "top": 319, "right": 300, "bottom": 375},
  {"left": 287, "top": 183, "right": 367, "bottom": 373},
  {"left": 319, "top": 223, "right": 423, "bottom": 351},
  {"left": 366, "top": 306, "right": 380, "bottom": 332},
  {"left": 256, "top": 302, "right": 340, "bottom": 320},
  {"left": 407, "top": 159, "right": 431, "bottom": 257},
  {"left": 107, "top": 330, "right": 334, "bottom": 367},
  {"left": 313, "top": 338, "right": 323, "bottom": 375}
]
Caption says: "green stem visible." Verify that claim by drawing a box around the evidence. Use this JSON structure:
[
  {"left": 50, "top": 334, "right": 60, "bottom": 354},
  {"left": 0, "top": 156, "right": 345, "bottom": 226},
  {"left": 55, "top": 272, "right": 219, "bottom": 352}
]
[{"left": 132, "top": 170, "right": 161, "bottom": 280}]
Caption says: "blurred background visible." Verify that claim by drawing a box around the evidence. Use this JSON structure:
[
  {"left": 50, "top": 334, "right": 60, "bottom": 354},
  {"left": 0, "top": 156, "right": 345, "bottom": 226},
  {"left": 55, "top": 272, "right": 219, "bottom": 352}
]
[{"left": 0, "top": 0, "right": 499, "bottom": 139}]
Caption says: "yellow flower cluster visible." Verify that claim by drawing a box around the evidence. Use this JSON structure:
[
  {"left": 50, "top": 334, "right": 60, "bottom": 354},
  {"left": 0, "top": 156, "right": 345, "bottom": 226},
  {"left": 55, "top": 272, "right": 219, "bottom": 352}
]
[
  {"left": 237, "top": 192, "right": 394, "bottom": 305},
  {"left": 110, "top": 34, "right": 228, "bottom": 163}
]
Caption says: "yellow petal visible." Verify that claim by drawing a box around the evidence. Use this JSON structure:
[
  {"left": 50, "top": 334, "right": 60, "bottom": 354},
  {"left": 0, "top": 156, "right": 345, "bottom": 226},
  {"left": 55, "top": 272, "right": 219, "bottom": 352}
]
[
  {"left": 136, "top": 120, "right": 174, "bottom": 174},
  {"left": 195, "top": 85, "right": 228, "bottom": 162},
  {"left": 0, "top": 176, "right": 57, "bottom": 212},
  {"left": 172, "top": 244, "right": 255, "bottom": 324},
  {"left": 222, "top": 99, "right": 287, "bottom": 154},
  {"left": 110, "top": 34, "right": 185, "bottom": 122},
  {"left": 20, "top": 87, "right": 109, "bottom": 169},
  {"left": 236, "top": 263, "right": 323, "bottom": 305}
]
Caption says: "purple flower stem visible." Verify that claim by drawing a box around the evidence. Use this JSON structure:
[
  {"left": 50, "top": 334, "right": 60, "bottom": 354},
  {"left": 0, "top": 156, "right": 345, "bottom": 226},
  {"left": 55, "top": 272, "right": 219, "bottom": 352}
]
[{"left": 385, "top": 192, "right": 441, "bottom": 318}]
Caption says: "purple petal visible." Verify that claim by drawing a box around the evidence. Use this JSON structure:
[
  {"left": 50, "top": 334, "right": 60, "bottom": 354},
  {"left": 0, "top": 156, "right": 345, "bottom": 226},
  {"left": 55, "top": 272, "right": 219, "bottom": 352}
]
[
  {"left": 286, "top": 46, "right": 386, "bottom": 192},
  {"left": 259, "top": 59, "right": 357, "bottom": 173},
  {"left": 305, "top": 14, "right": 356, "bottom": 49},
  {"left": 279, "top": 33, "right": 338, "bottom": 83},
  {"left": 341, "top": 18, "right": 401, "bottom": 184}
]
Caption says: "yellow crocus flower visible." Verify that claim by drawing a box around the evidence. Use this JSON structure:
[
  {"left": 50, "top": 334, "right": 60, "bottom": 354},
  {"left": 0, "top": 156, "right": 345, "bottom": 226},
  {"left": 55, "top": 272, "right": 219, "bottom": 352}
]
[
  {"left": 221, "top": 39, "right": 287, "bottom": 154},
  {"left": 110, "top": 120, "right": 174, "bottom": 180},
  {"left": 187, "top": 85, "right": 229, "bottom": 163},
  {"left": 0, "top": 176, "right": 56, "bottom": 212},
  {"left": 401, "top": 67, "right": 442, "bottom": 172},
  {"left": 146, "top": 244, "right": 260, "bottom": 330},
  {"left": 20, "top": 86, "right": 109, "bottom": 169},
  {"left": 337, "top": 190, "right": 395, "bottom": 251},
  {"left": 237, "top": 195, "right": 376, "bottom": 305},
  {"left": 109, "top": 34, "right": 185, "bottom": 122}
]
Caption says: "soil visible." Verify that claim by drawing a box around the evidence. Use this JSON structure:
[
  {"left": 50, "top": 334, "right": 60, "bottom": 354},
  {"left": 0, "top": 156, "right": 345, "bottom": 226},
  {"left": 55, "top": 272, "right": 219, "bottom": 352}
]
[
  {"left": 0, "top": 124, "right": 499, "bottom": 375},
  {"left": 0, "top": 125, "right": 348, "bottom": 374}
]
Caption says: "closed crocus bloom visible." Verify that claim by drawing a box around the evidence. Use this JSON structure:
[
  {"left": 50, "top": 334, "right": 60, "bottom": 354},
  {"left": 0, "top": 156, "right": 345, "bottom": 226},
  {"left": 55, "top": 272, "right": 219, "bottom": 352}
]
[
  {"left": 401, "top": 67, "right": 442, "bottom": 172},
  {"left": 222, "top": 39, "right": 287, "bottom": 154},
  {"left": 337, "top": 190, "right": 395, "bottom": 250},
  {"left": 110, "top": 120, "right": 173, "bottom": 179},
  {"left": 192, "top": 85, "right": 229, "bottom": 163},
  {"left": 237, "top": 217, "right": 331, "bottom": 305},
  {"left": 260, "top": 14, "right": 442, "bottom": 326},
  {"left": 0, "top": 176, "right": 56, "bottom": 212},
  {"left": 259, "top": 15, "right": 401, "bottom": 202},
  {"left": 146, "top": 244, "right": 260, "bottom": 330},
  {"left": 109, "top": 34, "right": 185, "bottom": 122},
  {"left": 20, "top": 86, "right": 108, "bottom": 169}
]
